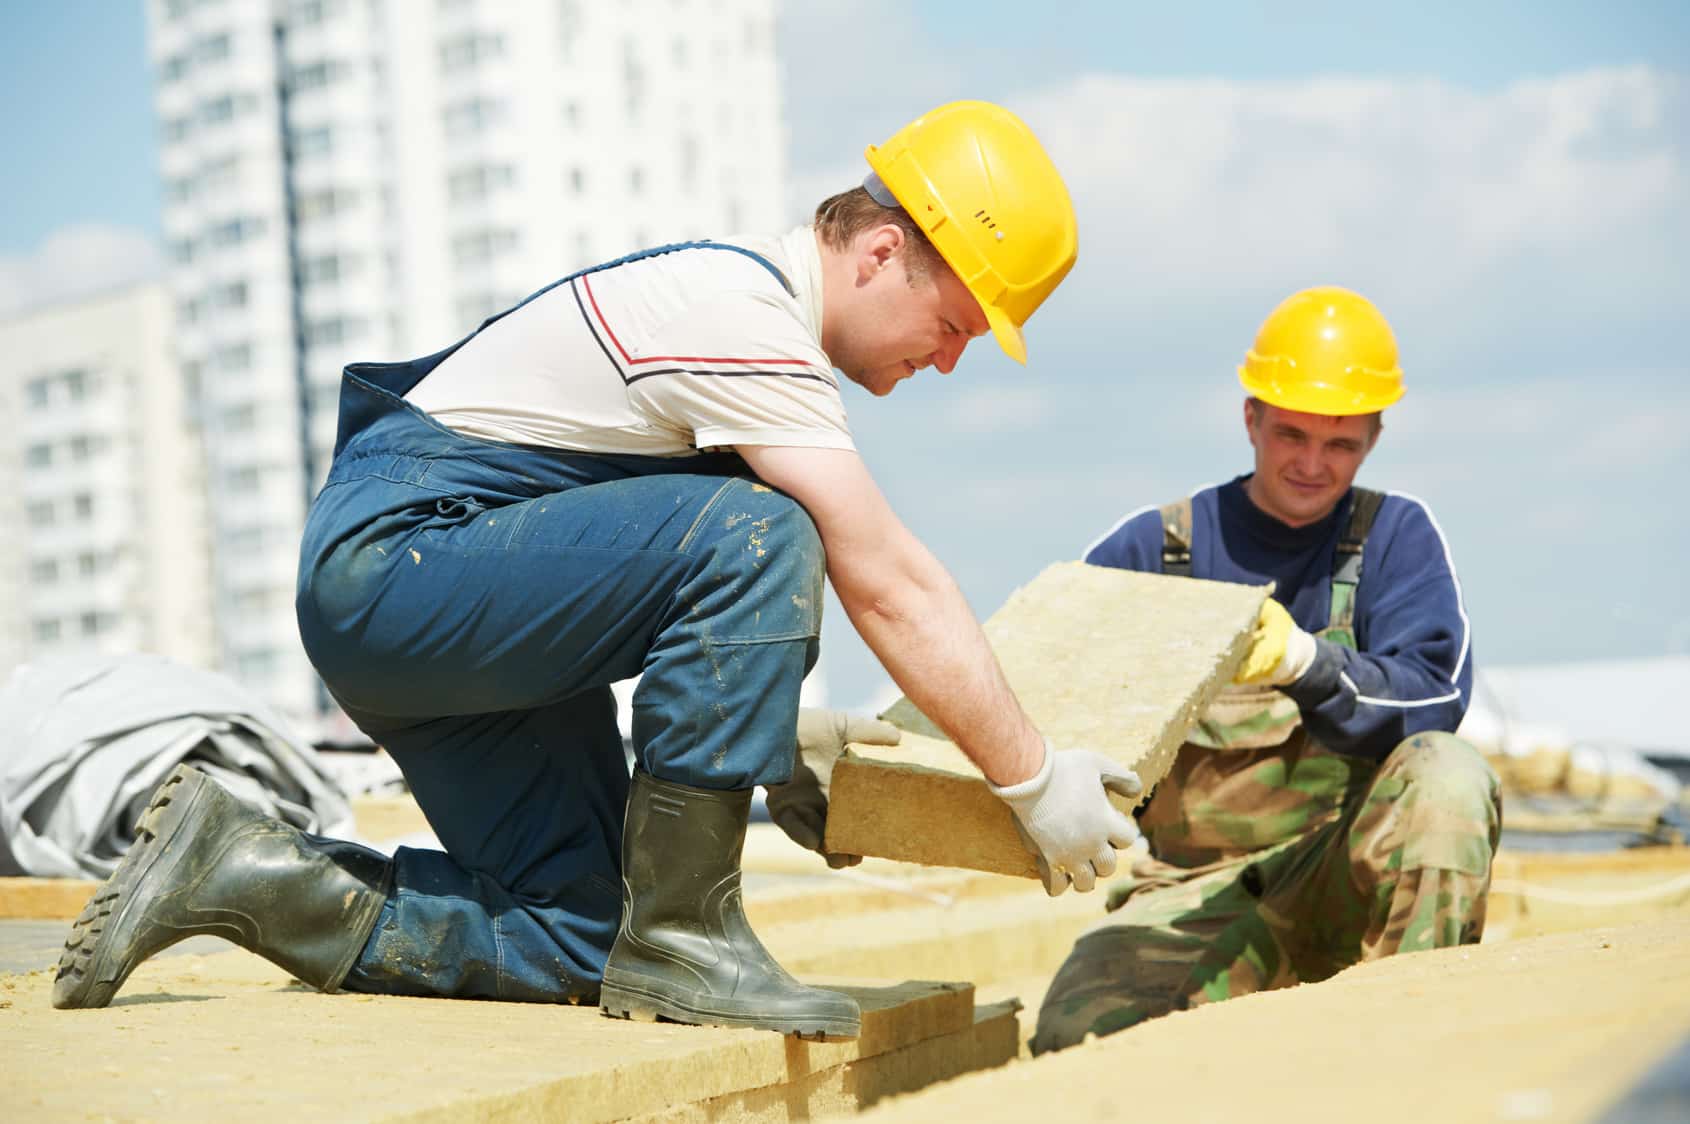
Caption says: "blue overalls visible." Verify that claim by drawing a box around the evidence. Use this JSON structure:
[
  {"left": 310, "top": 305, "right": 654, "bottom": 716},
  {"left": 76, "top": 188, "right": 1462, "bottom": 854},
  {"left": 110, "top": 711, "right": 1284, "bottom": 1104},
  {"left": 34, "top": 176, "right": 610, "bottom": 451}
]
[{"left": 295, "top": 244, "right": 824, "bottom": 1002}]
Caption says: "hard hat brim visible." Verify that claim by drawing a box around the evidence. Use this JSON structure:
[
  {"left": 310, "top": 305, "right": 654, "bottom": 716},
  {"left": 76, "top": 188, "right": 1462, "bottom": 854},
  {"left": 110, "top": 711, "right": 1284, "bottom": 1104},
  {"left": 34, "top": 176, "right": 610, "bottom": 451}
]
[
  {"left": 986, "top": 304, "right": 1027, "bottom": 365},
  {"left": 1238, "top": 367, "right": 1404, "bottom": 415}
]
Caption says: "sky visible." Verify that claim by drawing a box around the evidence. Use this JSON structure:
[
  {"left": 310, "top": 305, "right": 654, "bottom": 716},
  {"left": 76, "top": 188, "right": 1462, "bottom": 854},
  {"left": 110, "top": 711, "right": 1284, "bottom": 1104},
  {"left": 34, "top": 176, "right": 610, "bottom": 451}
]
[{"left": 3, "top": 1, "right": 1688, "bottom": 713}]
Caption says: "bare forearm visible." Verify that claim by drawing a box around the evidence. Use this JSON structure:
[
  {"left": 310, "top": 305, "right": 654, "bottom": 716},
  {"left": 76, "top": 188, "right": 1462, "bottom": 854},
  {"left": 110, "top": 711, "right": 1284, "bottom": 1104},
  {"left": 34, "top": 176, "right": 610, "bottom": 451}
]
[{"left": 833, "top": 546, "right": 1043, "bottom": 787}]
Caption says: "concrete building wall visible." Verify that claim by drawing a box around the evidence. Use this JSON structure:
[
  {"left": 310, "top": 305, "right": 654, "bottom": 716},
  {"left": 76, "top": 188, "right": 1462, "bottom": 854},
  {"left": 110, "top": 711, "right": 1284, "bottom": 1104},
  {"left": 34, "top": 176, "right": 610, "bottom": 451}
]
[
  {"left": 0, "top": 281, "right": 216, "bottom": 681},
  {"left": 146, "top": 0, "right": 788, "bottom": 732}
]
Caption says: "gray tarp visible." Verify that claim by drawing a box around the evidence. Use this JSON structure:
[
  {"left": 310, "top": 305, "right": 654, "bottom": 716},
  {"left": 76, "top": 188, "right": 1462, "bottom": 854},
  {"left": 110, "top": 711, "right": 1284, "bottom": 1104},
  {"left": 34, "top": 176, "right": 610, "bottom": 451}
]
[{"left": 0, "top": 653, "right": 355, "bottom": 879}]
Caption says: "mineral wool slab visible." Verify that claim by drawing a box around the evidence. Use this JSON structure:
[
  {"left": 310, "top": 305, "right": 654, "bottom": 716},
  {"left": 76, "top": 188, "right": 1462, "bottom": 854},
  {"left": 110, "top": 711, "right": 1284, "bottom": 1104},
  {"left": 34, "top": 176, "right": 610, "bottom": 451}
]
[{"left": 827, "top": 563, "right": 1267, "bottom": 877}]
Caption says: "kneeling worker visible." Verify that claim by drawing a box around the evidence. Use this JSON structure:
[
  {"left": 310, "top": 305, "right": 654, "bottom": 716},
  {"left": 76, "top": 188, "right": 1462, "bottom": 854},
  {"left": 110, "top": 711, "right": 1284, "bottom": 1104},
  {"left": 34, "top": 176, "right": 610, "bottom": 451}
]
[
  {"left": 1033, "top": 287, "right": 1501, "bottom": 1053},
  {"left": 54, "top": 100, "right": 1143, "bottom": 1039}
]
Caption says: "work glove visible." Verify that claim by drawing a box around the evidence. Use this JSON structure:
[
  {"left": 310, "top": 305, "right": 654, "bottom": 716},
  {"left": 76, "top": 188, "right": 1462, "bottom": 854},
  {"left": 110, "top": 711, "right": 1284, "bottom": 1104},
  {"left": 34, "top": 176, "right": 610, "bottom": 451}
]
[
  {"left": 1234, "top": 598, "right": 1317, "bottom": 687},
  {"left": 765, "top": 708, "right": 902, "bottom": 869},
  {"left": 989, "top": 742, "right": 1143, "bottom": 897}
]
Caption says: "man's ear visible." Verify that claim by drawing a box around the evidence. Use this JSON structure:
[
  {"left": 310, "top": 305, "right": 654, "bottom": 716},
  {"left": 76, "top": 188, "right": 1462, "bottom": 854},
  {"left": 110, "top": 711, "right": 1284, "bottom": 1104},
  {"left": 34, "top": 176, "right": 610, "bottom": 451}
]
[
  {"left": 857, "top": 223, "right": 907, "bottom": 283},
  {"left": 1365, "top": 414, "right": 1384, "bottom": 455}
]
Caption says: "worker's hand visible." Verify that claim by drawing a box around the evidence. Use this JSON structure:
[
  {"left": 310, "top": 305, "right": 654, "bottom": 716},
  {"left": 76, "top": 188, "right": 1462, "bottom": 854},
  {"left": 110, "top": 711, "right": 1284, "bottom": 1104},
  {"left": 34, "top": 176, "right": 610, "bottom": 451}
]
[
  {"left": 1234, "top": 598, "right": 1317, "bottom": 686},
  {"left": 990, "top": 742, "right": 1143, "bottom": 897},
  {"left": 764, "top": 708, "right": 902, "bottom": 869}
]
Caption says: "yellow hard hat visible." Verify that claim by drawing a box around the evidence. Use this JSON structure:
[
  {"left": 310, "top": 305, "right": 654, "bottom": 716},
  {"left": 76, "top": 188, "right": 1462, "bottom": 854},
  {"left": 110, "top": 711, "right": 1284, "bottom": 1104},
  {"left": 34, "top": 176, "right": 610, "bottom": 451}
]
[
  {"left": 864, "top": 100, "right": 1078, "bottom": 365},
  {"left": 1238, "top": 287, "right": 1405, "bottom": 414}
]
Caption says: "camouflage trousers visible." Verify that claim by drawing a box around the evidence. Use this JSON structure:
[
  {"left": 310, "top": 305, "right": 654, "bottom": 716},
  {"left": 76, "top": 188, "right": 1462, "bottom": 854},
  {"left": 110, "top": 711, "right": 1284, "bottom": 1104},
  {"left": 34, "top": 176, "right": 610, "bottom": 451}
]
[{"left": 1031, "top": 729, "right": 1502, "bottom": 1054}]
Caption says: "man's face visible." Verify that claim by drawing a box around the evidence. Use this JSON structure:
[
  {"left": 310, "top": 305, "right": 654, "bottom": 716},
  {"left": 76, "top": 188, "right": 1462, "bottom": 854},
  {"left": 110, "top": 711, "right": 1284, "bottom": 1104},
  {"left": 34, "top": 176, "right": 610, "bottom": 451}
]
[
  {"left": 833, "top": 233, "right": 991, "bottom": 397},
  {"left": 1244, "top": 400, "right": 1381, "bottom": 527}
]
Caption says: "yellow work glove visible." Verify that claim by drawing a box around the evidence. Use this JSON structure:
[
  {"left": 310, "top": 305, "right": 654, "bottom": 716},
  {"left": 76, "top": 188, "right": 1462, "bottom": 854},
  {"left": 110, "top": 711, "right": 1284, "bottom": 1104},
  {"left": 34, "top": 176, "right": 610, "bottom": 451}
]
[
  {"left": 1234, "top": 598, "right": 1317, "bottom": 686},
  {"left": 764, "top": 708, "right": 902, "bottom": 869}
]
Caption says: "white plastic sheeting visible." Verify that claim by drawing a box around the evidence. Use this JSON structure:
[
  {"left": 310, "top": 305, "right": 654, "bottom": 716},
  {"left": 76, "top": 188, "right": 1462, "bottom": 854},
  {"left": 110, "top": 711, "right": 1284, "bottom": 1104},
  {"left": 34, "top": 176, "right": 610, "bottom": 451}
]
[{"left": 0, "top": 654, "right": 354, "bottom": 879}]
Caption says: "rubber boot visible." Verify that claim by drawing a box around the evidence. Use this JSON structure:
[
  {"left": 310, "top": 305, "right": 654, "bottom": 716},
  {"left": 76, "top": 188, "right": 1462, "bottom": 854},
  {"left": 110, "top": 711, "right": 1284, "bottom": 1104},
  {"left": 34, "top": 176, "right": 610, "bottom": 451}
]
[
  {"left": 53, "top": 764, "right": 391, "bottom": 1010},
  {"left": 599, "top": 770, "right": 860, "bottom": 1038}
]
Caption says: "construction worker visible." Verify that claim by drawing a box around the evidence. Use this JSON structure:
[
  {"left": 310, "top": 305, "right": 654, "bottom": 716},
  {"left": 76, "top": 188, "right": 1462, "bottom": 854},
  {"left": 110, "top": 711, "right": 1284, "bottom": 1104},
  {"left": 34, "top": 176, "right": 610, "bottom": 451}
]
[
  {"left": 1032, "top": 287, "right": 1502, "bottom": 1053},
  {"left": 53, "top": 101, "right": 1143, "bottom": 1038}
]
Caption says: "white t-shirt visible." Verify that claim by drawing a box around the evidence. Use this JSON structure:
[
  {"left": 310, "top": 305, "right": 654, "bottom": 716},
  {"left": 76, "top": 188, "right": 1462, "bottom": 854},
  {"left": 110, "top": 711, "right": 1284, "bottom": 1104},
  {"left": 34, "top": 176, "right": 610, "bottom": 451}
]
[{"left": 404, "top": 228, "right": 853, "bottom": 457}]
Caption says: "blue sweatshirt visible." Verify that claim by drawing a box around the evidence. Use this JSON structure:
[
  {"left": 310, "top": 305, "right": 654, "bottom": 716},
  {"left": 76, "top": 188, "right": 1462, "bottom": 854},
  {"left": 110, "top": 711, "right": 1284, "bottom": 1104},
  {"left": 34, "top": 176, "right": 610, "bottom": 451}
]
[{"left": 1082, "top": 476, "right": 1473, "bottom": 761}]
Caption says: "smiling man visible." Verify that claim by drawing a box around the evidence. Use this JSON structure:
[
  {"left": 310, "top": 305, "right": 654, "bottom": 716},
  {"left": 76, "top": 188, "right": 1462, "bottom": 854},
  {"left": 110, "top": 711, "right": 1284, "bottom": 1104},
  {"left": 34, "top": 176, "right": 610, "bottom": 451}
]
[
  {"left": 55, "top": 100, "right": 1143, "bottom": 1040},
  {"left": 1032, "top": 286, "right": 1502, "bottom": 1053}
]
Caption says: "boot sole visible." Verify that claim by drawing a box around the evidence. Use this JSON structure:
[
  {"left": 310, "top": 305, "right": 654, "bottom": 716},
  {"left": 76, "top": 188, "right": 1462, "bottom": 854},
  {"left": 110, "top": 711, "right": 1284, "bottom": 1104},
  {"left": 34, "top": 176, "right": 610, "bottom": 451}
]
[
  {"left": 53, "top": 766, "right": 212, "bottom": 1010},
  {"left": 599, "top": 975, "right": 860, "bottom": 1040}
]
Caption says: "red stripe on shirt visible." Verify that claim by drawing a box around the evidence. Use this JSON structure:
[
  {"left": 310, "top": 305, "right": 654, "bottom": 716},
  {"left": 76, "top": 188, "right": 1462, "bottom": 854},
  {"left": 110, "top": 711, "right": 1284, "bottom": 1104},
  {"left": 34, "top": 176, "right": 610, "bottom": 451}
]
[{"left": 581, "top": 274, "right": 817, "bottom": 368}]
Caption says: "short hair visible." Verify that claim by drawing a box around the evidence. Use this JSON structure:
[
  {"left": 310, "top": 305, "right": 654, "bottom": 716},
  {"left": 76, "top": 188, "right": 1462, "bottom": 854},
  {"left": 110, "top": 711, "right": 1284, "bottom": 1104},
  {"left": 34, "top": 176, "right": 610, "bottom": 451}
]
[
  {"left": 813, "top": 186, "right": 947, "bottom": 282},
  {"left": 1247, "top": 396, "right": 1383, "bottom": 437}
]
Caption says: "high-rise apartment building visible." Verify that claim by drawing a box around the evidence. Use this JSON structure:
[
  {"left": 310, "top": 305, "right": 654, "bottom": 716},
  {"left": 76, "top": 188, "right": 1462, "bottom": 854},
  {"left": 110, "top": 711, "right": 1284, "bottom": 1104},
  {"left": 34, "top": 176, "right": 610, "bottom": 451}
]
[
  {"left": 0, "top": 281, "right": 217, "bottom": 680},
  {"left": 146, "top": 0, "right": 786, "bottom": 729}
]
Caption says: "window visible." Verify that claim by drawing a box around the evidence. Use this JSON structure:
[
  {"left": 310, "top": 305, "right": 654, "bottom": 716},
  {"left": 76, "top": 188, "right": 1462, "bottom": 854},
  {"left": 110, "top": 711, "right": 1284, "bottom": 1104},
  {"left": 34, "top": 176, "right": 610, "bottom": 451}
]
[
  {"left": 201, "top": 154, "right": 242, "bottom": 194},
  {"left": 26, "top": 501, "right": 54, "bottom": 528},
  {"left": 208, "top": 217, "right": 265, "bottom": 246},
  {"left": 442, "top": 97, "right": 505, "bottom": 138},
  {"left": 170, "top": 236, "right": 196, "bottom": 264},
  {"left": 288, "top": 60, "right": 346, "bottom": 92},
  {"left": 32, "top": 618, "right": 61, "bottom": 644},
  {"left": 72, "top": 493, "right": 94, "bottom": 520},
  {"left": 227, "top": 465, "right": 261, "bottom": 493},
  {"left": 26, "top": 378, "right": 49, "bottom": 409},
  {"left": 226, "top": 526, "right": 265, "bottom": 556},
  {"left": 77, "top": 552, "right": 99, "bottom": 578},
  {"left": 292, "top": 0, "right": 341, "bottom": 26},
  {"left": 30, "top": 559, "right": 59, "bottom": 584},
  {"left": 235, "top": 650, "right": 279, "bottom": 682},
  {"left": 306, "top": 317, "right": 365, "bottom": 346},
  {"left": 25, "top": 443, "right": 52, "bottom": 468},
  {"left": 454, "top": 291, "right": 521, "bottom": 327},
  {"left": 300, "top": 253, "right": 345, "bottom": 285},
  {"left": 163, "top": 115, "right": 193, "bottom": 143},
  {"left": 200, "top": 94, "right": 236, "bottom": 125},
  {"left": 567, "top": 167, "right": 585, "bottom": 194},
  {"left": 160, "top": 54, "right": 190, "bottom": 82},
  {"left": 69, "top": 435, "right": 96, "bottom": 461},
  {"left": 622, "top": 38, "right": 646, "bottom": 120},
  {"left": 294, "top": 187, "right": 356, "bottom": 221},
  {"left": 80, "top": 611, "right": 105, "bottom": 638},
  {"left": 557, "top": 0, "right": 581, "bottom": 60},
  {"left": 63, "top": 369, "right": 88, "bottom": 400},
  {"left": 215, "top": 280, "right": 249, "bottom": 308},
  {"left": 215, "top": 342, "right": 253, "bottom": 372},
  {"left": 166, "top": 175, "right": 195, "bottom": 204},
  {"left": 447, "top": 163, "right": 513, "bottom": 202},
  {"left": 234, "top": 588, "right": 279, "bottom": 614},
  {"left": 197, "top": 33, "right": 232, "bottom": 63},
  {"left": 451, "top": 227, "right": 519, "bottom": 266},
  {"left": 629, "top": 166, "right": 645, "bottom": 195},
  {"left": 291, "top": 125, "right": 334, "bottom": 158},
  {"left": 679, "top": 136, "right": 699, "bottom": 190},
  {"left": 439, "top": 32, "right": 502, "bottom": 72},
  {"left": 221, "top": 403, "right": 257, "bottom": 432}
]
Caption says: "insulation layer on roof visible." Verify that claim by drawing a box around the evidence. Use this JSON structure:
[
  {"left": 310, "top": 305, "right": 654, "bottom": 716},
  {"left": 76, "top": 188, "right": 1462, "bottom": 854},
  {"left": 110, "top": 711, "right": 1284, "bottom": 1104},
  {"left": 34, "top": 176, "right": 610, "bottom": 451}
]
[{"left": 829, "top": 564, "right": 1266, "bottom": 876}]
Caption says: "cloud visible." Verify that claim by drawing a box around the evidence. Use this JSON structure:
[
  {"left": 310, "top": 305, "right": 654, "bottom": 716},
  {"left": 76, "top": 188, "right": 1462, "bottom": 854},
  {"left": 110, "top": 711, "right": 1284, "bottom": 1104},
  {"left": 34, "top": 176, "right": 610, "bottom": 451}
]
[
  {"left": 777, "top": 60, "right": 1687, "bottom": 377},
  {"left": 1010, "top": 68, "right": 1687, "bottom": 326},
  {"left": 0, "top": 224, "right": 161, "bottom": 317}
]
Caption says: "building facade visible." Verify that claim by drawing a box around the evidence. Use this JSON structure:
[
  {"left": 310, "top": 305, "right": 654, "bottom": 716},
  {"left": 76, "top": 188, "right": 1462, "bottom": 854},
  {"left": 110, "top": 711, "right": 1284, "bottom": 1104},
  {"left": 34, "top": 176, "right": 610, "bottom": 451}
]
[
  {"left": 146, "top": 0, "right": 787, "bottom": 729},
  {"left": 1, "top": 282, "right": 217, "bottom": 681}
]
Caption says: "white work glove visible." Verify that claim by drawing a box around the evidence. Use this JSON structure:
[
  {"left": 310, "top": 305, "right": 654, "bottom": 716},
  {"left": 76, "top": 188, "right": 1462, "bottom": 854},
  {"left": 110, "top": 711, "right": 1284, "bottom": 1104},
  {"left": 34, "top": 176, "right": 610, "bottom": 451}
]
[
  {"left": 1233, "top": 598, "right": 1318, "bottom": 687},
  {"left": 989, "top": 741, "right": 1143, "bottom": 897},
  {"left": 765, "top": 708, "right": 902, "bottom": 869}
]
